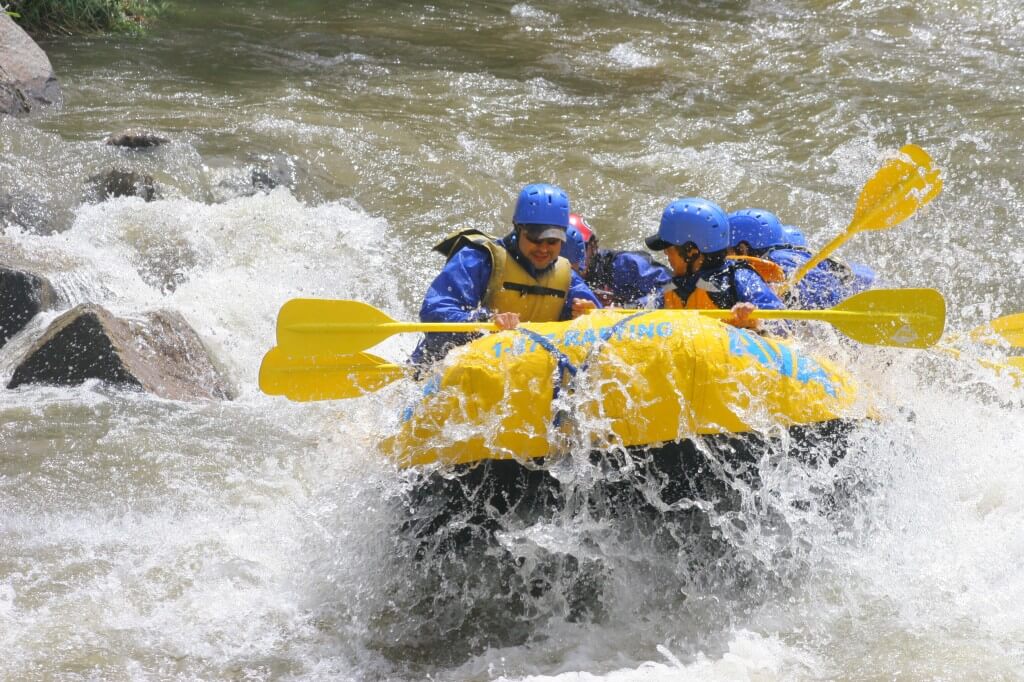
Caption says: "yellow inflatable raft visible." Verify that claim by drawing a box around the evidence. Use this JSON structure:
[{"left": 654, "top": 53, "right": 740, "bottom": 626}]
[{"left": 385, "top": 309, "right": 862, "bottom": 468}]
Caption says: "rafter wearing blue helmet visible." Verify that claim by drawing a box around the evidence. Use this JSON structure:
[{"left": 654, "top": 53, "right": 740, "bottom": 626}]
[
  {"left": 780, "top": 225, "right": 807, "bottom": 248},
  {"left": 411, "top": 183, "right": 602, "bottom": 365},
  {"left": 724, "top": 209, "right": 790, "bottom": 285},
  {"left": 646, "top": 198, "right": 784, "bottom": 330},
  {"left": 561, "top": 219, "right": 588, "bottom": 272},
  {"left": 727, "top": 209, "right": 784, "bottom": 256},
  {"left": 567, "top": 213, "right": 672, "bottom": 308}
]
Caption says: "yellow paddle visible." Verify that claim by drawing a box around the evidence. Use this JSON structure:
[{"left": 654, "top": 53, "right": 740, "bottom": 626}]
[
  {"left": 258, "top": 347, "right": 406, "bottom": 400},
  {"left": 778, "top": 144, "right": 943, "bottom": 296},
  {"left": 623, "top": 288, "right": 946, "bottom": 349},
  {"left": 966, "top": 313, "right": 1024, "bottom": 348},
  {"left": 976, "top": 355, "right": 1024, "bottom": 378},
  {"left": 262, "top": 288, "right": 947, "bottom": 401},
  {"left": 274, "top": 288, "right": 946, "bottom": 356},
  {"left": 938, "top": 346, "right": 1024, "bottom": 386},
  {"left": 936, "top": 313, "right": 1024, "bottom": 383},
  {"left": 276, "top": 298, "right": 502, "bottom": 356}
]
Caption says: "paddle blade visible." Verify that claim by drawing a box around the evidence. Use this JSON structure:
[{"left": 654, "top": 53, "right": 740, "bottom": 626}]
[
  {"left": 850, "top": 144, "right": 942, "bottom": 232},
  {"left": 277, "top": 298, "right": 397, "bottom": 355},
  {"left": 969, "top": 313, "right": 1024, "bottom": 348},
  {"left": 963, "top": 354, "right": 1024, "bottom": 388},
  {"left": 259, "top": 347, "right": 406, "bottom": 401},
  {"left": 831, "top": 288, "right": 946, "bottom": 348}
]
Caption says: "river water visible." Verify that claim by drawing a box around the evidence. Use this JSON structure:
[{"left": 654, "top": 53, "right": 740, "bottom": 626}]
[{"left": 2, "top": 1, "right": 1023, "bottom": 679}]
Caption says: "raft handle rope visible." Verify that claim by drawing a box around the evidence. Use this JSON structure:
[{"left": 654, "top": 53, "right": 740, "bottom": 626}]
[{"left": 513, "top": 310, "right": 657, "bottom": 427}]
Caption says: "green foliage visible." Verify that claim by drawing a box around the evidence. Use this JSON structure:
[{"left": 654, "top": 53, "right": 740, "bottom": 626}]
[{"left": 7, "top": 0, "right": 163, "bottom": 35}]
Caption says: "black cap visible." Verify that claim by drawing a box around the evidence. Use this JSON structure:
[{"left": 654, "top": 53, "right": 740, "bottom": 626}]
[
  {"left": 522, "top": 225, "right": 567, "bottom": 242},
  {"left": 644, "top": 233, "right": 672, "bottom": 251}
]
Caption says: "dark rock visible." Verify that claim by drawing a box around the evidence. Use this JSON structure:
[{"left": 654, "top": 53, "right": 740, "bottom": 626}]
[
  {"left": 104, "top": 130, "right": 171, "bottom": 149},
  {"left": 0, "top": 266, "right": 57, "bottom": 347},
  {"left": 250, "top": 154, "right": 296, "bottom": 192},
  {"left": 0, "top": 14, "right": 62, "bottom": 115},
  {"left": 86, "top": 169, "right": 157, "bottom": 202},
  {"left": 8, "top": 304, "right": 236, "bottom": 401},
  {"left": 210, "top": 154, "right": 301, "bottom": 202},
  {"left": 0, "top": 83, "right": 29, "bottom": 116},
  {"left": 250, "top": 168, "right": 279, "bottom": 191}
]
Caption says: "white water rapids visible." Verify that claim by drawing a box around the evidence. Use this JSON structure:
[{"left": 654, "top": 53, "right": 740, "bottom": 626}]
[{"left": 2, "top": 1, "right": 1024, "bottom": 679}]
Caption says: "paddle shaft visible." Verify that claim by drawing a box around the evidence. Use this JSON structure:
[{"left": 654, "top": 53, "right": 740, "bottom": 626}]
[
  {"left": 617, "top": 306, "right": 929, "bottom": 326},
  {"left": 779, "top": 187, "right": 909, "bottom": 296},
  {"left": 614, "top": 288, "right": 945, "bottom": 348},
  {"left": 287, "top": 321, "right": 499, "bottom": 335},
  {"left": 775, "top": 231, "right": 852, "bottom": 297},
  {"left": 692, "top": 306, "right": 926, "bottom": 323},
  {"left": 290, "top": 308, "right": 923, "bottom": 336},
  {"left": 275, "top": 288, "right": 945, "bottom": 354}
]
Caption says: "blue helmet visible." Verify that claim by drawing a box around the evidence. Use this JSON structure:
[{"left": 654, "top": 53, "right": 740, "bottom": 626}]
[
  {"left": 780, "top": 224, "right": 808, "bottom": 248},
  {"left": 645, "top": 198, "right": 730, "bottom": 253},
  {"left": 727, "top": 209, "right": 783, "bottom": 251},
  {"left": 561, "top": 224, "right": 587, "bottom": 269},
  {"left": 513, "top": 183, "right": 570, "bottom": 229}
]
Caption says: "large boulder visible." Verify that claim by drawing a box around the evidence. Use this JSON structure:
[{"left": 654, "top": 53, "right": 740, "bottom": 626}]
[
  {"left": 0, "top": 14, "right": 61, "bottom": 115},
  {"left": 0, "top": 265, "right": 57, "bottom": 347},
  {"left": 7, "top": 304, "right": 236, "bottom": 400}
]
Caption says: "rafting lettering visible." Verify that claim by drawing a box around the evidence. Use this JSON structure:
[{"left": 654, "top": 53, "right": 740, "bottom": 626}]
[
  {"left": 492, "top": 321, "right": 674, "bottom": 358},
  {"left": 727, "top": 327, "right": 838, "bottom": 397}
]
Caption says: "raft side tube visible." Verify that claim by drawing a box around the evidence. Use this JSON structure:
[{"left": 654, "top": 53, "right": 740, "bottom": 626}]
[{"left": 383, "top": 310, "right": 861, "bottom": 468}]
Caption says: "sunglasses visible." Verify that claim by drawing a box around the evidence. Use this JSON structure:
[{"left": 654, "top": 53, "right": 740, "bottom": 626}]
[{"left": 521, "top": 231, "right": 563, "bottom": 247}]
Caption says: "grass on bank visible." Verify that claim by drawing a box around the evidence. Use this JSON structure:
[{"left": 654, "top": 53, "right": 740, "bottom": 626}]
[{"left": 4, "top": 0, "right": 162, "bottom": 35}]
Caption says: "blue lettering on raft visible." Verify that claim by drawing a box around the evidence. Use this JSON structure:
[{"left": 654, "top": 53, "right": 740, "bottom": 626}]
[
  {"left": 400, "top": 373, "right": 442, "bottom": 422},
  {"left": 632, "top": 323, "right": 655, "bottom": 339},
  {"left": 492, "top": 323, "right": 675, "bottom": 358},
  {"left": 727, "top": 328, "right": 838, "bottom": 397}
]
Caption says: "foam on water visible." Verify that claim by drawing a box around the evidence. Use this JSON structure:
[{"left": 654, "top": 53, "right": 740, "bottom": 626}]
[{"left": 3, "top": 0, "right": 1024, "bottom": 678}]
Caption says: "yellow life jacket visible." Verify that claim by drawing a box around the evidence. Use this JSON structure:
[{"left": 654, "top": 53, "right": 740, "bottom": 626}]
[{"left": 433, "top": 229, "right": 572, "bottom": 322}]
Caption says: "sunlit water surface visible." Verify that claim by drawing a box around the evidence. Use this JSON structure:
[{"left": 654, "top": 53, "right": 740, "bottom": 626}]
[{"left": 2, "top": 1, "right": 1023, "bottom": 679}]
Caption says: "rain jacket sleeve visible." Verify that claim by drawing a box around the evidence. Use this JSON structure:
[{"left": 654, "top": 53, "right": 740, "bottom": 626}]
[
  {"left": 411, "top": 248, "right": 492, "bottom": 366},
  {"left": 562, "top": 270, "right": 603, "bottom": 319},
  {"left": 419, "top": 247, "right": 494, "bottom": 323},
  {"left": 734, "top": 267, "right": 789, "bottom": 335},
  {"left": 847, "top": 262, "right": 877, "bottom": 295},
  {"left": 767, "top": 248, "right": 843, "bottom": 309},
  {"left": 613, "top": 252, "right": 672, "bottom": 308},
  {"left": 734, "top": 268, "right": 785, "bottom": 310}
]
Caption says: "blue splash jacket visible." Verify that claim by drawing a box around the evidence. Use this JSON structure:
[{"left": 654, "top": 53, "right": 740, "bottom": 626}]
[{"left": 411, "top": 233, "right": 602, "bottom": 365}]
